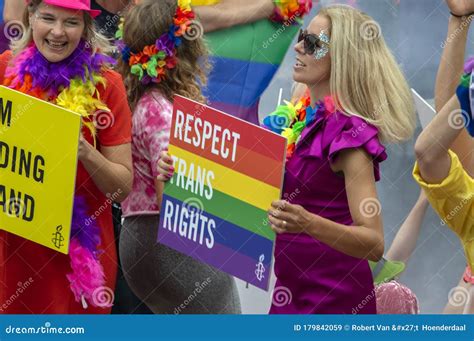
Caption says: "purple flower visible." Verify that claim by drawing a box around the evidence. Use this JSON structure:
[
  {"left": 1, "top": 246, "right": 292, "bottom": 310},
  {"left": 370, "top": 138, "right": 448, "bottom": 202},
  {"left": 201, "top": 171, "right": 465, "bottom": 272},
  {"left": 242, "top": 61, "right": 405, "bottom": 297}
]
[{"left": 156, "top": 33, "right": 174, "bottom": 56}]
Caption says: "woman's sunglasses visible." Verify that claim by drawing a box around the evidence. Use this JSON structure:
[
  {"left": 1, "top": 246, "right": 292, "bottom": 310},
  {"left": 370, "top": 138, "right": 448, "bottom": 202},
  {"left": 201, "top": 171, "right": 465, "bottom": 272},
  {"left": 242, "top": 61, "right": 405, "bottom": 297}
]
[{"left": 297, "top": 29, "right": 330, "bottom": 60}]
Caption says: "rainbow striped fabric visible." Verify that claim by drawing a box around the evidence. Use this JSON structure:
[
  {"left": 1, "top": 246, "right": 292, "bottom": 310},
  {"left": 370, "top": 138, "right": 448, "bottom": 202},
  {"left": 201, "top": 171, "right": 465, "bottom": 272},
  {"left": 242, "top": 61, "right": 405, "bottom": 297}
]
[
  {"left": 158, "top": 96, "right": 286, "bottom": 290},
  {"left": 202, "top": 11, "right": 301, "bottom": 125}
]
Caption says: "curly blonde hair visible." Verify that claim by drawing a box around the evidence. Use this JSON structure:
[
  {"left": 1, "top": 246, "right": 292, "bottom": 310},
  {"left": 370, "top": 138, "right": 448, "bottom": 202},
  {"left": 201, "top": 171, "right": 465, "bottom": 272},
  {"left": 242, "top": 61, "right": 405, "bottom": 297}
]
[{"left": 118, "top": 0, "right": 209, "bottom": 110}]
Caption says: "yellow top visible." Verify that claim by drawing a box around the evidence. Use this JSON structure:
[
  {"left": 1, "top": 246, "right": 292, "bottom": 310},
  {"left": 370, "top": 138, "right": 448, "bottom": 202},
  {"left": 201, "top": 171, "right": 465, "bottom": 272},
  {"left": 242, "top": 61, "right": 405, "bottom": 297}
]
[
  {"left": 413, "top": 150, "right": 474, "bottom": 269},
  {"left": 191, "top": 0, "right": 220, "bottom": 5}
]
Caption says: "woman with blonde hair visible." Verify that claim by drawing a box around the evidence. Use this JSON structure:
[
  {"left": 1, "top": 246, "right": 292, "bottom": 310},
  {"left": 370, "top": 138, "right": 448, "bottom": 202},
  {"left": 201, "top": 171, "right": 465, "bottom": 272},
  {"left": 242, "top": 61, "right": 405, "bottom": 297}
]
[
  {"left": 260, "top": 5, "right": 416, "bottom": 314},
  {"left": 0, "top": 0, "right": 133, "bottom": 314},
  {"left": 118, "top": 0, "right": 241, "bottom": 314}
]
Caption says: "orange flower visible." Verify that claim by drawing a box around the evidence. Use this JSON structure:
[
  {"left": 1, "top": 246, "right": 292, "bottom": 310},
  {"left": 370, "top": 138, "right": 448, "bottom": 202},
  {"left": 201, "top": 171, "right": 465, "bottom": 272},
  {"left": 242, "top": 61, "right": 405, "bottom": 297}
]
[
  {"left": 174, "top": 24, "right": 187, "bottom": 37},
  {"left": 286, "top": 144, "right": 295, "bottom": 159},
  {"left": 143, "top": 45, "right": 158, "bottom": 57},
  {"left": 129, "top": 52, "right": 147, "bottom": 66}
]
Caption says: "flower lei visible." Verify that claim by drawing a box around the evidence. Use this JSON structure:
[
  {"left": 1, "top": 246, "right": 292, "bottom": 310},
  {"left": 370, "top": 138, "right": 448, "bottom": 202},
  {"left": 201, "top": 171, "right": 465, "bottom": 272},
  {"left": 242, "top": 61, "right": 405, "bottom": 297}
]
[
  {"left": 263, "top": 93, "right": 335, "bottom": 159},
  {"left": 270, "top": 0, "right": 314, "bottom": 24},
  {"left": 116, "top": 0, "right": 196, "bottom": 84},
  {"left": 4, "top": 41, "right": 115, "bottom": 309}
]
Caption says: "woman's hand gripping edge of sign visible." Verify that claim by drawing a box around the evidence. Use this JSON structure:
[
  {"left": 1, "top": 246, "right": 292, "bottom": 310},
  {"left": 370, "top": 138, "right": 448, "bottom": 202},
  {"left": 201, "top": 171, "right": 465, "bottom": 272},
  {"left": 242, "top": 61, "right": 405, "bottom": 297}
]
[{"left": 156, "top": 150, "right": 175, "bottom": 182}]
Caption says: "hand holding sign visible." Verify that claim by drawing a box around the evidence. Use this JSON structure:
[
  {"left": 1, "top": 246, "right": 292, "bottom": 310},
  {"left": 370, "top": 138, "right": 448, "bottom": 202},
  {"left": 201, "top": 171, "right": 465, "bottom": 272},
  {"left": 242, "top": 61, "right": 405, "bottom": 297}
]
[
  {"left": 78, "top": 135, "right": 95, "bottom": 162},
  {"left": 267, "top": 200, "right": 314, "bottom": 234},
  {"left": 156, "top": 150, "right": 174, "bottom": 181}
]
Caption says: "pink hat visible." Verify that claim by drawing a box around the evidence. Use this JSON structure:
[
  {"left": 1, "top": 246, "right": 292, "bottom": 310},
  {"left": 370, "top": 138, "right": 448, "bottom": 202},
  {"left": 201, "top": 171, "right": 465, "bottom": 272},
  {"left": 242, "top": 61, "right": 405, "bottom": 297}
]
[{"left": 27, "top": 0, "right": 101, "bottom": 18}]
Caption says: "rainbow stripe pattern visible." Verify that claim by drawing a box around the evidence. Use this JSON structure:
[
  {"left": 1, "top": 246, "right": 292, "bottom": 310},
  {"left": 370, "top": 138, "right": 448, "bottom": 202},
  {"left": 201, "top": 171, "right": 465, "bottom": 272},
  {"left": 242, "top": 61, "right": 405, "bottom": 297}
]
[
  {"left": 203, "top": 18, "right": 301, "bottom": 125},
  {"left": 158, "top": 95, "right": 286, "bottom": 290}
]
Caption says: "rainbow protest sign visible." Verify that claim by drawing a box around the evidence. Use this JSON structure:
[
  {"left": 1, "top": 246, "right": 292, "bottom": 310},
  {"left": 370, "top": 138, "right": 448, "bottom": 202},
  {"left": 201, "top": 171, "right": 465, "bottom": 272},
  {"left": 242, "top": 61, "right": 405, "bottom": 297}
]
[{"left": 158, "top": 95, "right": 286, "bottom": 290}]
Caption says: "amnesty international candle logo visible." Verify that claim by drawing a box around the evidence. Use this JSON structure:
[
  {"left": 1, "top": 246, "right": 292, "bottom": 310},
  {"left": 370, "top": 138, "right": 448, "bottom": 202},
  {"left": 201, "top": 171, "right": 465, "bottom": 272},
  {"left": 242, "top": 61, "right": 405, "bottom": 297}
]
[
  {"left": 52, "top": 225, "right": 65, "bottom": 249},
  {"left": 158, "top": 95, "right": 286, "bottom": 291},
  {"left": 0, "top": 86, "right": 81, "bottom": 254}
]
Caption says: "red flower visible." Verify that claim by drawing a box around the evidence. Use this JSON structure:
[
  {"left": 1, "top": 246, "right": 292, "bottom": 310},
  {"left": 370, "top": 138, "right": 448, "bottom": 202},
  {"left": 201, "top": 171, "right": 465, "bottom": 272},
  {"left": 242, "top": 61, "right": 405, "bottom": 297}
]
[
  {"left": 166, "top": 56, "right": 177, "bottom": 69},
  {"left": 129, "top": 52, "right": 148, "bottom": 66}
]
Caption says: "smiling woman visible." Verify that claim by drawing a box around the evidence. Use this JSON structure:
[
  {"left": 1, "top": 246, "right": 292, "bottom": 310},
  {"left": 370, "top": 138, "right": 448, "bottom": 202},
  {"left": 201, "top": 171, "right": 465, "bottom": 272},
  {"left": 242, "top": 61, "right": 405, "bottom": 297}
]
[
  {"left": 262, "top": 5, "right": 416, "bottom": 315},
  {"left": 0, "top": 0, "right": 133, "bottom": 314},
  {"left": 30, "top": 8, "right": 86, "bottom": 62}
]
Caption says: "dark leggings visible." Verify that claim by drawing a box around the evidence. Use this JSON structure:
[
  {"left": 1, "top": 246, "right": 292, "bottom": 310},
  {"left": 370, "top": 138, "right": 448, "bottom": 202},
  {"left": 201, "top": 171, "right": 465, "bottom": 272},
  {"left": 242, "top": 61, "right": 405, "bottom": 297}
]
[{"left": 120, "top": 215, "right": 241, "bottom": 314}]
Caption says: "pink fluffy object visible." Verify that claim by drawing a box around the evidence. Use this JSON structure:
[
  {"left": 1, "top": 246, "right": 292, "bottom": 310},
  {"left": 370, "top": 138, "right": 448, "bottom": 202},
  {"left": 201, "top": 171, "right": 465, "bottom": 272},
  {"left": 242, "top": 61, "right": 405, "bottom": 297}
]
[
  {"left": 375, "top": 281, "right": 419, "bottom": 314},
  {"left": 66, "top": 239, "right": 109, "bottom": 308}
]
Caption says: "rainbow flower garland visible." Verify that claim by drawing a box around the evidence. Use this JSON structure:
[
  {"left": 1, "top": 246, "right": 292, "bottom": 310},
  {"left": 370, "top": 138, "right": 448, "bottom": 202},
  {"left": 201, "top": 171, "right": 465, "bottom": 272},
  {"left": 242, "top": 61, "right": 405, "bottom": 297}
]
[
  {"left": 270, "top": 0, "right": 314, "bottom": 23},
  {"left": 116, "top": 0, "right": 196, "bottom": 84},
  {"left": 263, "top": 93, "right": 335, "bottom": 159},
  {"left": 5, "top": 41, "right": 114, "bottom": 309}
]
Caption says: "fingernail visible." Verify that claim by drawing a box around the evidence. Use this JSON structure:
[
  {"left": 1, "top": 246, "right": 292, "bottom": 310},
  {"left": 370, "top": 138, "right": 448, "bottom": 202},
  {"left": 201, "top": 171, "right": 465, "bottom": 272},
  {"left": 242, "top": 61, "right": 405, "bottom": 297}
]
[{"left": 168, "top": 173, "right": 174, "bottom": 178}]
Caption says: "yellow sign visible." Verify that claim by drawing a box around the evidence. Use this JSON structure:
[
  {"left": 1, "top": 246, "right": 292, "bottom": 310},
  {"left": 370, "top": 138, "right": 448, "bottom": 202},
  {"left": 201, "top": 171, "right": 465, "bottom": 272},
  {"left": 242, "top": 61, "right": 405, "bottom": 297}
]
[{"left": 0, "top": 86, "right": 81, "bottom": 254}]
